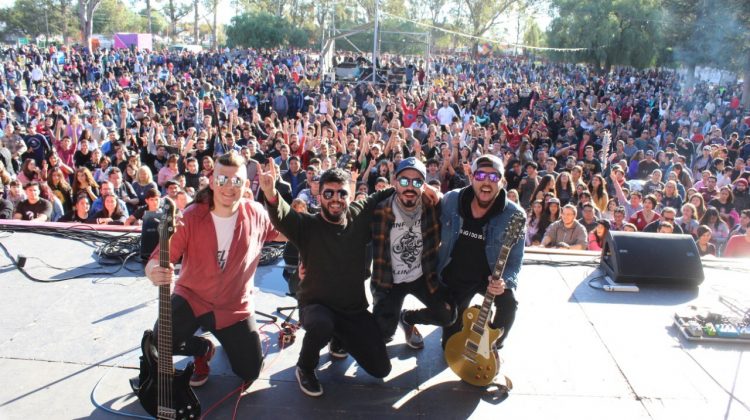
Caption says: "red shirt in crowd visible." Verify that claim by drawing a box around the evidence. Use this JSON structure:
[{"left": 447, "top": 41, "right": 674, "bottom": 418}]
[
  {"left": 629, "top": 210, "right": 660, "bottom": 231},
  {"left": 723, "top": 234, "right": 750, "bottom": 258},
  {"left": 150, "top": 199, "right": 279, "bottom": 329}
]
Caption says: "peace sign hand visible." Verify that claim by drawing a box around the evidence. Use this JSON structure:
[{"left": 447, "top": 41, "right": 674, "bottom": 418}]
[{"left": 259, "top": 161, "right": 277, "bottom": 200}]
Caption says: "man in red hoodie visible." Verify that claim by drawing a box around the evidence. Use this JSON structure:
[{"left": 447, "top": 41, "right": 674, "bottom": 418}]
[{"left": 399, "top": 90, "right": 425, "bottom": 129}]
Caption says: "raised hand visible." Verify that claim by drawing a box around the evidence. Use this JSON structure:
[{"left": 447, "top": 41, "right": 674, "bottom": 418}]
[{"left": 259, "top": 160, "right": 277, "bottom": 199}]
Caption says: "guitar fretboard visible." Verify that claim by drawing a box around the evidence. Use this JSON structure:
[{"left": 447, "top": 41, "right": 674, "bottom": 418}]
[{"left": 157, "top": 209, "right": 174, "bottom": 413}]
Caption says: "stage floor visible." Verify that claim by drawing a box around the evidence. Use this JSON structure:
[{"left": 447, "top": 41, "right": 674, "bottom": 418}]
[{"left": 0, "top": 231, "right": 748, "bottom": 420}]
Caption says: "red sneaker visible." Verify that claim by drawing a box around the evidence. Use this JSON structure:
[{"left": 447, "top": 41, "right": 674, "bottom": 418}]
[{"left": 189, "top": 339, "right": 215, "bottom": 387}]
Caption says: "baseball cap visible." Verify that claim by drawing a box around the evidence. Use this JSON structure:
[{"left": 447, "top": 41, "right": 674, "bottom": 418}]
[
  {"left": 645, "top": 150, "right": 655, "bottom": 157},
  {"left": 471, "top": 154, "right": 504, "bottom": 175},
  {"left": 394, "top": 157, "right": 426, "bottom": 179}
]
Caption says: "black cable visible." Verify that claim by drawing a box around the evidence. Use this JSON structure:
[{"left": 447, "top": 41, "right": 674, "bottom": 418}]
[{"left": 0, "top": 226, "right": 145, "bottom": 282}]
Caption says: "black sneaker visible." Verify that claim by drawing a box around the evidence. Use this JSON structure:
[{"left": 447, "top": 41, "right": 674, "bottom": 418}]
[
  {"left": 295, "top": 367, "right": 323, "bottom": 397},
  {"left": 399, "top": 310, "right": 424, "bottom": 349},
  {"left": 328, "top": 338, "right": 348, "bottom": 360}
]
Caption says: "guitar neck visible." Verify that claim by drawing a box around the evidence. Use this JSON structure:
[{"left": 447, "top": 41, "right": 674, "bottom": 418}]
[
  {"left": 157, "top": 230, "right": 174, "bottom": 409},
  {"left": 474, "top": 245, "right": 511, "bottom": 333}
]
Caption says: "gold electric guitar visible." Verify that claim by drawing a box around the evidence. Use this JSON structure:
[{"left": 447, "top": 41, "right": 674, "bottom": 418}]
[{"left": 444, "top": 212, "right": 525, "bottom": 387}]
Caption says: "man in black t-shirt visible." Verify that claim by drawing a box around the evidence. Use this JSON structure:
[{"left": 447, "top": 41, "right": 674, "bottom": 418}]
[
  {"left": 125, "top": 188, "right": 161, "bottom": 226},
  {"left": 13, "top": 181, "right": 52, "bottom": 221}
]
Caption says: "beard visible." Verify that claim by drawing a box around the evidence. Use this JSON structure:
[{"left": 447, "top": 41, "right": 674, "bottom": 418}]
[
  {"left": 397, "top": 190, "right": 420, "bottom": 208},
  {"left": 321, "top": 202, "right": 346, "bottom": 223}
]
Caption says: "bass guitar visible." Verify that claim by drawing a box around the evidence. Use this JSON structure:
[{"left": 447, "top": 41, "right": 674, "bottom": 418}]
[
  {"left": 132, "top": 198, "right": 201, "bottom": 419},
  {"left": 444, "top": 212, "right": 525, "bottom": 387}
]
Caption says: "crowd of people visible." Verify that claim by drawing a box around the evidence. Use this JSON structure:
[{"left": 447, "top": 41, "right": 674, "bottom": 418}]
[
  {"left": 2, "top": 42, "right": 750, "bottom": 398},
  {"left": 1, "top": 44, "right": 748, "bottom": 256}
]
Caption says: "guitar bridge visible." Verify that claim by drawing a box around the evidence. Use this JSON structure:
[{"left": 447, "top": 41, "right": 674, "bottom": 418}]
[{"left": 157, "top": 407, "right": 177, "bottom": 419}]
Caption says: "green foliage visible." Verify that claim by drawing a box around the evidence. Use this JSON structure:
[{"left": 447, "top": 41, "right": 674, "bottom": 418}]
[
  {"left": 522, "top": 17, "right": 543, "bottom": 48},
  {"left": 546, "top": 0, "right": 662, "bottom": 69},
  {"left": 225, "top": 12, "right": 313, "bottom": 48},
  {"left": 92, "top": 0, "right": 166, "bottom": 35},
  {"left": 662, "top": 0, "right": 749, "bottom": 71},
  {"left": 0, "top": 0, "right": 64, "bottom": 40}
]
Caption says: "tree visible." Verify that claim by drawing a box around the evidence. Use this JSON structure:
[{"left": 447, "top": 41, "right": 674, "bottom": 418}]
[
  {"left": 225, "top": 11, "right": 312, "bottom": 48},
  {"left": 0, "top": 0, "right": 55, "bottom": 41},
  {"left": 522, "top": 17, "right": 543, "bottom": 52},
  {"left": 460, "top": 0, "right": 526, "bottom": 56},
  {"left": 58, "top": 0, "right": 74, "bottom": 44},
  {"left": 662, "top": 0, "right": 750, "bottom": 105},
  {"left": 145, "top": 0, "right": 153, "bottom": 33},
  {"left": 546, "top": 0, "right": 662, "bottom": 70},
  {"left": 163, "top": 0, "right": 192, "bottom": 41},
  {"left": 203, "top": 0, "right": 218, "bottom": 48},
  {"left": 78, "top": 0, "right": 103, "bottom": 50}
]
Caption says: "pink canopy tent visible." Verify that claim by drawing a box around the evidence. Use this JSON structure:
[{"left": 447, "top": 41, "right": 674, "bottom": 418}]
[{"left": 113, "top": 33, "right": 153, "bottom": 51}]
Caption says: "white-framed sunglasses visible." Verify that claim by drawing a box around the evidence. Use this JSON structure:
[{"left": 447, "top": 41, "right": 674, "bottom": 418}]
[{"left": 215, "top": 175, "right": 244, "bottom": 188}]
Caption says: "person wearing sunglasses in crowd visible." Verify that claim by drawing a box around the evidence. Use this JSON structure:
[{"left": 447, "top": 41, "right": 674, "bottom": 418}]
[
  {"left": 261, "top": 164, "right": 401, "bottom": 398},
  {"left": 437, "top": 155, "right": 526, "bottom": 355},
  {"left": 143, "top": 152, "right": 284, "bottom": 393},
  {"left": 370, "top": 157, "right": 452, "bottom": 350}
]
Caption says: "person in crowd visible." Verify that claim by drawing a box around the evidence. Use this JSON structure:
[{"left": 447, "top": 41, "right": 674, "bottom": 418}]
[
  {"left": 526, "top": 199, "right": 544, "bottom": 246},
  {"left": 643, "top": 207, "right": 683, "bottom": 234},
  {"left": 708, "top": 186, "right": 738, "bottom": 228},
  {"left": 125, "top": 188, "right": 161, "bottom": 226},
  {"left": 578, "top": 203, "right": 599, "bottom": 233},
  {"left": 132, "top": 166, "right": 159, "bottom": 205},
  {"left": 72, "top": 167, "right": 99, "bottom": 202},
  {"left": 689, "top": 193, "right": 708, "bottom": 220},
  {"left": 541, "top": 204, "right": 588, "bottom": 250},
  {"left": 723, "top": 227, "right": 750, "bottom": 258},
  {"left": 13, "top": 181, "right": 52, "bottom": 221},
  {"left": 675, "top": 203, "right": 700, "bottom": 237},
  {"left": 59, "top": 193, "right": 95, "bottom": 223},
  {"left": 699, "top": 207, "right": 730, "bottom": 250},
  {"left": 588, "top": 219, "right": 610, "bottom": 251},
  {"left": 622, "top": 223, "right": 638, "bottom": 232},
  {"left": 47, "top": 167, "right": 74, "bottom": 214},
  {"left": 92, "top": 193, "right": 127, "bottom": 225},
  {"left": 629, "top": 194, "right": 661, "bottom": 231},
  {"left": 144, "top": 152, "right": 282, "bottom": 392},
  {"left": 695, "top": 225, "right": 717, "bottom": 257}
]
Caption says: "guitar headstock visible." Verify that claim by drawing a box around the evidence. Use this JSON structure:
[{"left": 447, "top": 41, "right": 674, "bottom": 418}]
[
  {"left": 159, "top": 197, "right": 177, "bottom": 240},
  {"left": 503, "top": 212, "right": 526, "bottom": 248}
]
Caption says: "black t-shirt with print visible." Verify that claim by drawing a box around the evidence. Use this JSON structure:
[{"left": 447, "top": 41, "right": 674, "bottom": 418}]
[{"left": 14, "top": 198, "right": 52, "bottom": 220}]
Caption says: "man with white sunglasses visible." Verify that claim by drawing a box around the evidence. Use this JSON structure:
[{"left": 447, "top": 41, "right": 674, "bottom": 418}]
[{"left": 145, "top": 151, "right": 282, "bottom": 391}]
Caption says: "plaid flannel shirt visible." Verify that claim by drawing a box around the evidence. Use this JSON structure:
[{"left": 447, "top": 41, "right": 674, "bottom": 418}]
[{"left": 371, "top": 195, "right": 441, "bottom": 292}]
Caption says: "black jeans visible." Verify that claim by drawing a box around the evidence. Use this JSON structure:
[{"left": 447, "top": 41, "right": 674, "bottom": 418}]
[
  {"left": 371, "top": 278, "right": 454, "bottom": 341},
  {"left": 155, "top": 295, "right": 263, "bottom": 382},
  {"left": 441, "top": 287, "right": 518, "bottom": 349},
  {"left": 297, "top": 303, "right": 391, "bottom": 378}
]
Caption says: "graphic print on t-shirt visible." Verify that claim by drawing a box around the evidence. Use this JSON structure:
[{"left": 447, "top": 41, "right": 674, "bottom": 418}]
[
  {"left": 390, "top": 217, "right": 423, "bottom": 283},
  {"left": 393, "top": 221, "right": 422, "bottom": 268},
  {"left": 211, "top": 212, "right": 238, "bottom": 271},
  {"left": 217, "top": 250, "right": 228, "bottom": 270}
]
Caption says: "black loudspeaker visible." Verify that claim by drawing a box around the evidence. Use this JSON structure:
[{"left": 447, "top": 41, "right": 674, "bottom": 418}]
[
  {"left": 139, "top": 211, "right": 161, "bottom": 261},
  {"left": 600, "top": 231, "right": 704, "bottom": 286}
]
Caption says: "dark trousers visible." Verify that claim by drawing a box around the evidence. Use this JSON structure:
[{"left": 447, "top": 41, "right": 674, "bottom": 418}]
[
  {"left": 442, "top": 287, "right": 518, "bottom": 349},
  {"left": 372, "top": 278, "right": 454, "bottom": 340},
  {"left": 155, "top": 295, "right": 263, "bottom": 382},
  {"left": 298, "top": 303, "right": 391, "bottom": 378}
]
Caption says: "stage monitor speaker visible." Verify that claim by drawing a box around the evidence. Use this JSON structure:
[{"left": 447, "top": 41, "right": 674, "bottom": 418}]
[
  {"left": 139, "top": 211, "right": 162, "bottom": 261},
  {"left": 600, "top": 231, "right": 704, "bottom": 287}
]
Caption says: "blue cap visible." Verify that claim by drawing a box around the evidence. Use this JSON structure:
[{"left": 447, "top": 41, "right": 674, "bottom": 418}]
[{"left": 394, "top": 157, "right": 426, "bottom": 179}]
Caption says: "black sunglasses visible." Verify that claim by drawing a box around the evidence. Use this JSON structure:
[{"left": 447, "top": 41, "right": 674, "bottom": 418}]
[
  {"left": 322, "top": 189, "right": 349, "bottom": 200},
  {"left": 398, "top": 177, "right": 424, "bottom": 188}
]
